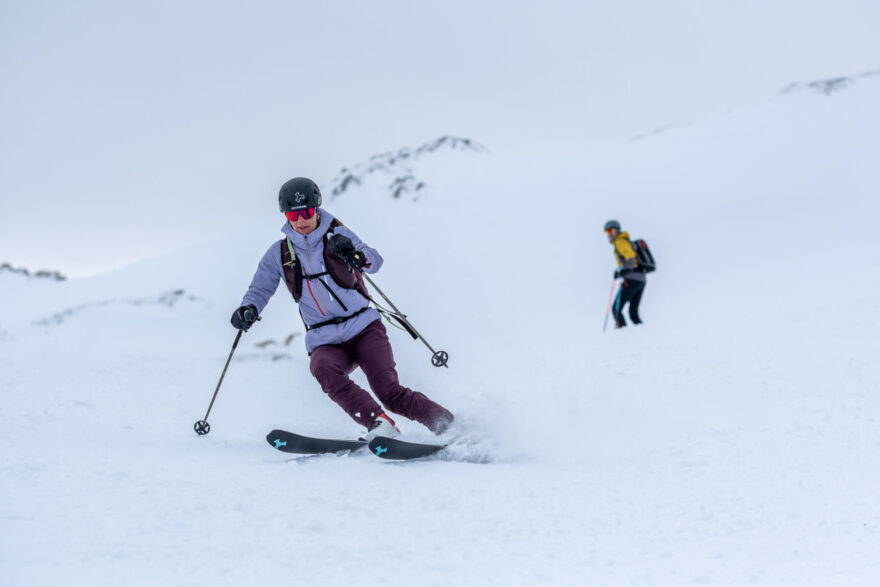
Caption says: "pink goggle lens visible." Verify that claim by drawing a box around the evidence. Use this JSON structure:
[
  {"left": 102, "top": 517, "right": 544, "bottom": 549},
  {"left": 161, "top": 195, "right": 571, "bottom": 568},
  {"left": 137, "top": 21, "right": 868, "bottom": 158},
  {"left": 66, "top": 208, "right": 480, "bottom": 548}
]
[{"left": 285, "top": 208, "right": 316, "bottom": 221}]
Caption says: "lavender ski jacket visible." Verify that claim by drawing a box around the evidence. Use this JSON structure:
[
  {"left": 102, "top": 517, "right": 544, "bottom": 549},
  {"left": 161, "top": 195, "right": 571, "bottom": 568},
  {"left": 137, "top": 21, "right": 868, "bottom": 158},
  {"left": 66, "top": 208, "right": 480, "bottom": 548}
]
[{"left": 240, "top": 210, "right": 383, "bottom": 353}]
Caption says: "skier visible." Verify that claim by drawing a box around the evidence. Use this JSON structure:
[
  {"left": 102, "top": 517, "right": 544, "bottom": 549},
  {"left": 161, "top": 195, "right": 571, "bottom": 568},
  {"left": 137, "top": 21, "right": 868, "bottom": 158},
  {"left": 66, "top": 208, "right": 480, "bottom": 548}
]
[
  {"left": 604, "top": 219, "right": 646, "bottom": 328},
  {"left": 230, "top": 177, "right": 454, "bottom": 441}
]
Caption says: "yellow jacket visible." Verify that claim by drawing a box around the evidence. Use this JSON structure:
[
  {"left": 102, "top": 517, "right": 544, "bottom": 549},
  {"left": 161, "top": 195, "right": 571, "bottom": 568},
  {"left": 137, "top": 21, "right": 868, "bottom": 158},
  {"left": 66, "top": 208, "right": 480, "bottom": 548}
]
[
  {"left": 611, "top": 232, "right": 646, "bottom": 281},
  {"left": 612, "top": 232, "right": 638, "bottom": 269}
]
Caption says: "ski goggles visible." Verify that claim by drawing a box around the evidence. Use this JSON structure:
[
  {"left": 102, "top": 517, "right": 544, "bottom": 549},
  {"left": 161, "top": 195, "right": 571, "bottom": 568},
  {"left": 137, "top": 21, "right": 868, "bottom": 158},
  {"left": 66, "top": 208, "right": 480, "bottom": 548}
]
[
  {"left": 605, "top": 227, "right": 617, "bottom": 235},
  {"left": 285, "top": 208, "right": 316, "bottom": 221}
]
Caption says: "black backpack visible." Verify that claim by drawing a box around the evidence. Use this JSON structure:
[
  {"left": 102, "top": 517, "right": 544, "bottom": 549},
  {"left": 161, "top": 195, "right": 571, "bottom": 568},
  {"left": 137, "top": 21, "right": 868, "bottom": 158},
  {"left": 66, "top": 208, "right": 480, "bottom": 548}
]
[{"left": 631, "top": 238, "right": 656, "bottom": 273}]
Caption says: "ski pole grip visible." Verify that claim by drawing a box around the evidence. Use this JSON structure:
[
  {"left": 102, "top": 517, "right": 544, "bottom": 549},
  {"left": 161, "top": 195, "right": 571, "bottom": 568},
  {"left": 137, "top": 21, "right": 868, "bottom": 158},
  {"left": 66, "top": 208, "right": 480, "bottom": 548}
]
[{"left": 393, "top": 314, "right": 419, "bottom": 340}]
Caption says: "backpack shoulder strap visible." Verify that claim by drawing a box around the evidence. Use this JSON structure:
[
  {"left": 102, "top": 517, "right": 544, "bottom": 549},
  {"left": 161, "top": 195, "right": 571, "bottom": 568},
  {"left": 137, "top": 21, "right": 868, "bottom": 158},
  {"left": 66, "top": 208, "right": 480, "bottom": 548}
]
[
  {"left": 280, "top": 238, "right": 302, "bottom": 301},
  {"left": 283, "top": 237, "right": 296, "bottom": 267}
]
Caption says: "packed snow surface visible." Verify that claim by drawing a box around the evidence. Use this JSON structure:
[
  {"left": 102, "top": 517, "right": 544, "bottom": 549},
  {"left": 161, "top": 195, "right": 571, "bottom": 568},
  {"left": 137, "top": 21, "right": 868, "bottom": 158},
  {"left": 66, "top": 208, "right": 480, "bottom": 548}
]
[{"left": 2, "top": 76, "right": 879, "bottom": 585}]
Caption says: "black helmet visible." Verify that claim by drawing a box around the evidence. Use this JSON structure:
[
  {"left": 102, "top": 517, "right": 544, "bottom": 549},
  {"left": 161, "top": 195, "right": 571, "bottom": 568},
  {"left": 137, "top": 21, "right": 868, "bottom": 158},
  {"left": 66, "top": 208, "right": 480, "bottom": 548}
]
[
  {"left": 279, "top": 177, "right": 322, "bottom": 212},
  {"left": 604, "top": 219, "right": 621, "bottom": 232}
]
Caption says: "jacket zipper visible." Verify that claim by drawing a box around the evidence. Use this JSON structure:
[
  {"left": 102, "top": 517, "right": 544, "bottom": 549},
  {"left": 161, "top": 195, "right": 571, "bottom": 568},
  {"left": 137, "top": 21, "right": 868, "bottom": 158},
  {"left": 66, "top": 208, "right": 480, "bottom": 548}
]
[{"left": 304, "top": 235, "right": 326, "bottom": 317}]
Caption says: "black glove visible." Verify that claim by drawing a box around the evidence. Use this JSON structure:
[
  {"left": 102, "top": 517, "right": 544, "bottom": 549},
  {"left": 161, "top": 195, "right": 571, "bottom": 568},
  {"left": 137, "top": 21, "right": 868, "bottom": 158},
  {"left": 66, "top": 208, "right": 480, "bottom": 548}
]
[
  {"left": 614, "top": 269, "right": 625, "bottom": 279},
  {"left": 328, "top": 234, "right": 367, "bottom": 270},
  {"left": 230, "top": 304, "right": 259, "bottom": 331}
]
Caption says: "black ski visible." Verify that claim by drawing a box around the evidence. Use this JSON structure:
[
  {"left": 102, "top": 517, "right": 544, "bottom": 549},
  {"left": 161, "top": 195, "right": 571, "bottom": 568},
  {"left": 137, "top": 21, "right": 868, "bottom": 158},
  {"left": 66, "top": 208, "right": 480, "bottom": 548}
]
[
  {"left": 368, "top": 436, "right": 446, "bottom": 460},
  {"left": 266, "top": 429, "right": 366, "bottom": 455}
]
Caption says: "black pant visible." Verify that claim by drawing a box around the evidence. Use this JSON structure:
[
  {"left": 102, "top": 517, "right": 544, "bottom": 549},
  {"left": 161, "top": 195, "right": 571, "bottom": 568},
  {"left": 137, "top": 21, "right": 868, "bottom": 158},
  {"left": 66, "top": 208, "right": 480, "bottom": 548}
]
[{"left": 613, "top": 279, "right": 645, "bottom": 327}]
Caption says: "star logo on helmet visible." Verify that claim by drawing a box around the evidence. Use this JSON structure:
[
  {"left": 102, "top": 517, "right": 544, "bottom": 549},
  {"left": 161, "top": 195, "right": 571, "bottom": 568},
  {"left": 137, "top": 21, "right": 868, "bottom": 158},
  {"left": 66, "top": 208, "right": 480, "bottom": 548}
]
[{"left": 294, "top": 192, "right": 306, "bottom": 202}]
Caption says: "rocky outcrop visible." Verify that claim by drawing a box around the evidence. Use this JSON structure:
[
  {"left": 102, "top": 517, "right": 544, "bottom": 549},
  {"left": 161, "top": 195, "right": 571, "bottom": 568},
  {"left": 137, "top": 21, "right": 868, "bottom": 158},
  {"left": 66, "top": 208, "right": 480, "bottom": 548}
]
[
  {"left": 780, "top": 69, "right": 880, "bottom": 96},
  {"left": 1, "top": 262, "right": 66, "bottom": 281},
  {"left": 331, "top": 135, "right": 485, "bottom": 201},
  {"left": 34, "top": 289, "right": 209, "bottom": 326}
]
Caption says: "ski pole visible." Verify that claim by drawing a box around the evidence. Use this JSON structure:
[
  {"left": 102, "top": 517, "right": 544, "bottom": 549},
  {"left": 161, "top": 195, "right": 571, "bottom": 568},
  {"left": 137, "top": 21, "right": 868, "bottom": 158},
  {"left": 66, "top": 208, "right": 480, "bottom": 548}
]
[
  {"left": 359, "top": 271, "right": 449, "bottom": 368},
  {"left": 194, "top": 309, "right": 259, "bottom": 435},
  {"left": 602, "top": 278, "right": 618, "bottom": 332}
]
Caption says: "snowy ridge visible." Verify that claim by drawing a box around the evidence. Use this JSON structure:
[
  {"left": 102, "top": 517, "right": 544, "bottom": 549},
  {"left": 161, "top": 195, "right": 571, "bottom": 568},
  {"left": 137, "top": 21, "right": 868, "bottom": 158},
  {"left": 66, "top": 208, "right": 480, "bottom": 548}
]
[
  {"left": 780, "top": 67, "right": 880, "bottom": 95},
  {"left": 629, "top": 67, "right": 880, "bottom": 144},
  {"left": 630, "top": 120, "right": 694, "bottom": 142},
  {"left": 34, "top": 289, "right": 209, "bottom": 327},
  {"left": 330, "top": 135, "right": 485, "bottom": 201},
  {"left": 0, "top": 262, "right": 66, "bottom": 281}
]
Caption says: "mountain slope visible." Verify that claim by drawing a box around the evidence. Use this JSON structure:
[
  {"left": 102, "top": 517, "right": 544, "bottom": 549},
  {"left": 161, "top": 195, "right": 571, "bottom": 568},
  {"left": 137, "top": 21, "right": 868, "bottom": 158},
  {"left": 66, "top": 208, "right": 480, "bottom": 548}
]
[{"left": 2, "top": 73, "right": 879, "bottom": 585}]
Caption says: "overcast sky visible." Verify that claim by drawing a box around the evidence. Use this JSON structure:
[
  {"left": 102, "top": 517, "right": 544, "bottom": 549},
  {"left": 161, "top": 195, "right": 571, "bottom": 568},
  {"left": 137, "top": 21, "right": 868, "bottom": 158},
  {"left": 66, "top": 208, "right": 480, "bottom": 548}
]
[{"left": 2, "top": 0, "right": 879, "bottom": 276}]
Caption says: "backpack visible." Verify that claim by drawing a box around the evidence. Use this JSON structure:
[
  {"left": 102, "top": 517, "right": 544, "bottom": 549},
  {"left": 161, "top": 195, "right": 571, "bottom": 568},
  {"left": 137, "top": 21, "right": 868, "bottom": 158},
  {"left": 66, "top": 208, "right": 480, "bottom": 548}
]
[
  {"left": 631, "top": 238, "right": 656, "bottom": 273},
  {"left": 280, "top": 217, "right": 369, "bottom": 304}
]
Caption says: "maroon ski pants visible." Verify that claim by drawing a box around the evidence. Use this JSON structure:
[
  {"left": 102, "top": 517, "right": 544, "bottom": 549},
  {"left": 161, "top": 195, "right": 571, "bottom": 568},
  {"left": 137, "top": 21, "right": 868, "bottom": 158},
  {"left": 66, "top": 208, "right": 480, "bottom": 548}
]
[{"left": 309, "top": 320, "right": 453, "bottom": 433}]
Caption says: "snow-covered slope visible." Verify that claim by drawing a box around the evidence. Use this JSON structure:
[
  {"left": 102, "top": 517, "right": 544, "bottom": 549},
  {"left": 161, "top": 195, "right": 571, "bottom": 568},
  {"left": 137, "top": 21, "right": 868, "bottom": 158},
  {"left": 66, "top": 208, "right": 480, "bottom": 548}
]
[{"left": 2, "top": 73, "right": 879, "bottom": 585}]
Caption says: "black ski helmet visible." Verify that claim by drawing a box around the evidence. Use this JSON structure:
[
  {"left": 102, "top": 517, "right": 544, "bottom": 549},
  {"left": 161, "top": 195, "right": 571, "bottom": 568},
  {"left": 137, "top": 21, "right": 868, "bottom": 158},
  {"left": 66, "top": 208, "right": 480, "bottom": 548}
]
[
  {"left": 279, "top": 177, "right": 322, "bottom": 212},
  {"left": 604, "top": 219, "right": 621, "bottom": 232}
]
